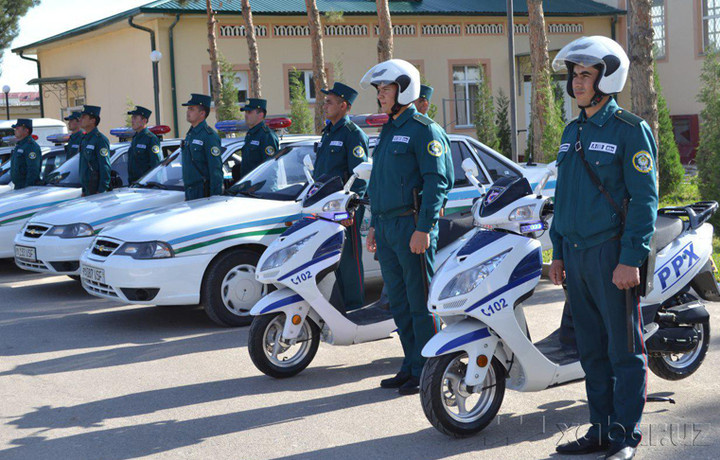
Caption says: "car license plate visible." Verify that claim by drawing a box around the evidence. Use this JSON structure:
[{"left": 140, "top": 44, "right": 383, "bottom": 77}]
[
  {"left": 14, "top": 245, "right": 36, "bottom": 262},
  {"left": 82, "top": 266, "right": 105, "bottom": 284}
]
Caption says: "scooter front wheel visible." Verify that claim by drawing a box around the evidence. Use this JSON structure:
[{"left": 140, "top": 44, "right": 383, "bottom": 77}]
[
  {"left": 420, "top": 352, "right": 505, "bottom": 438},
  {"left": 248, "top": 313, "right": 320, "bottom": 378}
]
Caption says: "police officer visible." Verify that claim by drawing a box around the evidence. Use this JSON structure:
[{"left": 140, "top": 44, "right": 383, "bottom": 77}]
[
  {"left": 127, "top": 105, "right": 162, "bottom": 184},
  {"left": 415, "top": 84, "right": 433, "bottom": 116},
  {"left": 549, "top": 37, "right": 658, "bottom": 460},
  {"left": 181, "top": 93, "right": 223, "bottom": 201},
  {"left": 63, "top": 111, "right": 83, "bottom": 158},
  {"left": 238, "top": 98, "right": 279, "bottom": 178},
  {"left": 78, "top": 105, "right": 111, "bottom": 196},
  {"left": 315, "top": 82, "right": 369, "bottom": 312},
  {"left": 361, "top": 59, "right": 453, "bottom": 395},
  {"left": 9, "top": 119, "right": 42, "bottom": 190}
]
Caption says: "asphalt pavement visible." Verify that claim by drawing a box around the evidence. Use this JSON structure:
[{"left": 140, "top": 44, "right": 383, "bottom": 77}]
[{"left": 0, "top": 259, "right": 718, "bottom": 460}]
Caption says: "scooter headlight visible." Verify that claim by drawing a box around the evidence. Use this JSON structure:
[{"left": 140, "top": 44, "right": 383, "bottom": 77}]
[
  {"left": 261, "top": 233, "right": 316, "bottom": 271},
  {"left": 47, "top": 223, "right": 95, "bottom": 238},
  {"left": 439, "top": 250, "right": 510, "bottom": 300},
  {"left": 322, "top": 199, "right": 343, "bottom": 212},
  {"left": 509, "top": 205, "right": 533, "bottom": 221}
]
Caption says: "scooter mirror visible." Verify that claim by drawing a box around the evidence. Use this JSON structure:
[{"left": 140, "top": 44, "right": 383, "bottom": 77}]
[
  {"left": 461, "top": 158, "right": 479, "bottom": 178},
  {"left": 352, "top": 162, "right": 373, "bottom": 182},
  {"left": 303, "top": 154, "right": 315, "bottom": 184},
  {"left": 546, "top": 160, "right": 558, "bottom": 177}
]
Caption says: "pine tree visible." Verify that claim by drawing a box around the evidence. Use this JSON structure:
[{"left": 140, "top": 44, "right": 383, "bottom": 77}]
[
  {"left": 696, "top": 47, "right": 720, "bottom": 226},
  {"left": 288, "top": 69, "right": 314, "bottom": 134},
  {"left": 654, "top": 61, "right": 684, "bottom": 197},
  {"left": 474, "top": 66, "right": 498, "bottom": 150},
  {"left": 553, "top": 81, "right": 567, "bottom": 122},
  {"left": 216, "top": 54, "right": 242, "bottom": 124},
  {"left": 495, "top": 88, "right": 512, "bottom": 158}
]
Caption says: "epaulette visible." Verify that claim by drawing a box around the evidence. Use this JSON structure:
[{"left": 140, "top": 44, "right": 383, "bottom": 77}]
[
  {"left": 565, "top": 117, "right": 578, "bottom": 128},
  {"left": 205, "top": 124, "right": 215, "bottom": 134},
  {"left": 344, "top": 121, "right": 359, "bottom": 132},
  {"left": 412, "top": 113, "right": 434, "bottom": 126},
  {"left": 614, "top": 108, "right": 643, "bottom": 127},
  {"left": 261, "top": 123, "right": 270, "bottom": 133}
]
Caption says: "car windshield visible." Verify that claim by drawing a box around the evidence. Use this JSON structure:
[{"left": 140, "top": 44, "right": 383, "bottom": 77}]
[
  {"left": 0, "top": 163, "right": 9, "bottom": 185},
  {"left": 227, "top": 143, "right": 316, "bottom": 201},
  {"left": 43, "top": 154, "right": 83, "bottom": 187},
  {"left": 135, "top": 148, "right": 185, "bottom": 191}
]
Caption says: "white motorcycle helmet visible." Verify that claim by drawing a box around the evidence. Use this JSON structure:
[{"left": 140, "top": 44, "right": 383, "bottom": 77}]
[
  {"left": 360, "top": 59, "right": 420, "bottom": 107},
  {"left": 552, "top": 35, "right": 629, "bottom": 106}
]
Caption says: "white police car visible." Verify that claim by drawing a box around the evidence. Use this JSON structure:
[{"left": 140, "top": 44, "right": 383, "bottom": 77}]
[
  {"left": 79, "top": 128, "right": 549, "bottom": 327},
  {"left": 2, "top": 137, "right": 181, "bottom": 262},
  {"left": 14, "top": 131, "right": 309, "bottom": 277}
]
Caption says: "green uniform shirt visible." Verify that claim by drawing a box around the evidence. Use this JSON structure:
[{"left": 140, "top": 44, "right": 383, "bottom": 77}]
[
  {"left": 65, "top": 130, "right": 84, "bottom": 158},
  {"left": 10, "top": 136, "right": 42, "bottom": 190},
  {"left": 128, "top": 127, "right": 162, "bottom": 184},
  {"left": 313, "top": 115, "right": 369, "bottom": 195},
  {"left": 549, "top": 98, "right": 659, "bottom": 267},
  {"left": 239, "top": 121, "right": 279, "bottom": 178},
  {"left": 78, "top": 127, "right": 111, "bottom": 195},
  {"left": 367, "top": 105, "right": 454, "bottom": 233},
  {"left": 181, "top": 119, "right": 223, "bottom": 199}
]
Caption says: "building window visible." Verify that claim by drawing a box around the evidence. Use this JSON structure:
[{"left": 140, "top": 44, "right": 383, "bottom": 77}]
[
  {"left": 207, "top": 70, "right": 249, "bottom": 105},
  {"left": 703, "top": 0, "right": 720, "bottom": 52},
  {"left": 453, "top": 65, "right": 482, "bottom": 128},
  {"left": 651, "top": 0, "right": 666, "bottom": 58},
  {"left": 288, "top": 69, "right": 316, "bottom": 103}
]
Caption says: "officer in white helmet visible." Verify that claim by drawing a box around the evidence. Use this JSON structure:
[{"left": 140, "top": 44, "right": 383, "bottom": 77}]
[
  {"left": 361, "top": 59, "right": 453, "bottom": 395},
  {"left": 548, "top": 36, "right": 658, "bottom": 460}
]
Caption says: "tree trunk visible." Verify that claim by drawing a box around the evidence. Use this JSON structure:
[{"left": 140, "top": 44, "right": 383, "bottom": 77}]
[
  {"left": 206, "top": 0, "right": 222, "bottom": 107},
  {"left": 305, "top": 0, "right": 328, "bottom": 134},
  {"left": 528, "top": 0, "right": 552, "bottom": 162},
  {"left": 241, "top": 0, "right": 262, "bottom": 98},
  {"left": 376, "top": 0, "right": 393, "bottom": 62},
  {"left": 628, "top": 0, "right": 658, "bottom": 140}
]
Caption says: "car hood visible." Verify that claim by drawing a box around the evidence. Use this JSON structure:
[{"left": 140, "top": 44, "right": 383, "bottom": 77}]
[
  {"left": 29, "top": 188, "right": 184, "bottom": 229},
  {"left": 0, "top": 185, "right": 81, "bottom": 226},
  {"left": 98, "top": 195, "right": 303, "bottom": 251}
]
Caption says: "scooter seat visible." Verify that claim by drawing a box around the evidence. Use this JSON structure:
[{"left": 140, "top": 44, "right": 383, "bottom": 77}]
[
  {"left": 654, "top": 215, "right": 684, "bottom": 252},
  {"left": 437, "top": 213, "right": 475, "bottom": 251}
]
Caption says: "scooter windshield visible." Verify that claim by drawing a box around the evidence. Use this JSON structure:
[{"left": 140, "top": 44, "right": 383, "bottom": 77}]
[
  {"left": 302, "top": 176, "right": 344, "bottom": 208},
  {"left": 480, "top": 176, "right": 533, "bottom": 218}
]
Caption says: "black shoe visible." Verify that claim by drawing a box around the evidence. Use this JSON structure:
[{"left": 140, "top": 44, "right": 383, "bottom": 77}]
[
  {"left": 397, "top": 376, "right": 420, "bottom": 395},
  {"left": 555, "top": 435, "right": 609, "bottom": 455},
  {"left": 605, "top": 444, "right": 636, "bottom": 460},
  {"left": 380, "top": 372, "right": 411, "bottom": 389}
]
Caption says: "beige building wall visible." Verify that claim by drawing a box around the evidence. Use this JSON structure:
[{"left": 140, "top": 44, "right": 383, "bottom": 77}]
[{"left": 29, "top": 13, "right": 622, "bottom": 143}]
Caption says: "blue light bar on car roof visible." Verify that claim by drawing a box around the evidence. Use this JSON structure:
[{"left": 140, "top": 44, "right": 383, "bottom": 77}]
[{"left": 47, "top": 133, "right": 71, "bottom": 144}]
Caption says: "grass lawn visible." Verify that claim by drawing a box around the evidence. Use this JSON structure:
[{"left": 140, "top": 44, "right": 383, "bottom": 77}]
[{"left": 542, "top": 176, "right": 720, "bottom": 281}]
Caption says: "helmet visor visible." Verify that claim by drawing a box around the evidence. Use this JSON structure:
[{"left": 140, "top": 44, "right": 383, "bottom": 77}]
[{"left": 552, "top": 53, "right": 604, "bottom": 72}]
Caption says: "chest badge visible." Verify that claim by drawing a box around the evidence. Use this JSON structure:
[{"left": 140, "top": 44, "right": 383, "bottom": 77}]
[
  {"left": 632, "top": 150, "right": 653, "bottom": 173},
  {"left": 353, "top": 146, "right": 365, "bottom": 158},
  {"left": 427, "top": 140, "right": 443, "bottom": 157}
]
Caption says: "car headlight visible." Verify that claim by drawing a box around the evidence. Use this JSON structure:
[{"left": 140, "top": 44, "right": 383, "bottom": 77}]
[
  {"left": 509, "top": 205, "right": 533, "bottom": 221},
  {"left": 261, "top": 233, "right": 316, "bottom": 271},
  {"left": 439, "top": 250, "right": 510, "bottom": 300},
  {"left": 47, "top": 223, "right": 95, "bottom": 238},
  {"left": 322, "top": 199, "right": 343, "bottom": 212},
  {"left": 115, "top": 241, "right": 174, "bottom": 259}
]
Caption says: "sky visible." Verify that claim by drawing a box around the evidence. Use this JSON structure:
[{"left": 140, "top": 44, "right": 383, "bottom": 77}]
[{"left": 0, "top": 0, "right": 150, "bottom": 93}]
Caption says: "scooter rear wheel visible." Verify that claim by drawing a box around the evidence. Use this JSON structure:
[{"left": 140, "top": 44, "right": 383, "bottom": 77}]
[
  {"left": 648, "top": 322, "right": 710, "bottom": 380},
  {"left": 420, "top": 352, "right": 505, "bottom": 438},
  {"left": 248, "top": 313, "right": 320, "bottom": 378}
]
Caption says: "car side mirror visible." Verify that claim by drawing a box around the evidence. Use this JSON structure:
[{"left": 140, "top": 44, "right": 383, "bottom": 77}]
[
  {"left": 109, "top": 170, "right": 123, "bottom": 189},
  {"left": 303, "top": 154, "right": 314, "bottom": 184}
]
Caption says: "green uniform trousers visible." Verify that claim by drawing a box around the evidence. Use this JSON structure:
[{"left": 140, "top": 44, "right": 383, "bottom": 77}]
[
  {"left": 336, "top": 206, "right": 365, "bottom": 311},
  {"left": 563, "top": 238, "right": 647, "bottom": 447},
  {"left": 375, "top": 214, "right": 439, "bottom": 377}
]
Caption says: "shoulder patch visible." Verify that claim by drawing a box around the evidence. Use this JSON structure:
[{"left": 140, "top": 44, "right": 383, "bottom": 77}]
[
  {"left": 211, "top": 146, "right": 221, "bottom": 157},
  {"left": 614, "top": 109, "right": 643, "bottom": 127},
  {"left": 100, "top": 147, "right": 109, "bottom": 157},
  {"left": 265, "top": 145, "right": 276, "bottom": 156},
  {"left": 152, "top": 145, "right": 161, "bottom": 154},
  {"left": 427, "top": 140, "right": 443, "bottom": 157},
  {"left": 413, "top": 113, "right": 434, "bottom": 126},
  {"left": 632, "top": 150, "right": 653, "bottom": 173},
  {"left": 352, "top": 145, "right": 366, "bottom": 158},
  {"left": 28, "top": 152, "right": 37, "bottom": 160}
]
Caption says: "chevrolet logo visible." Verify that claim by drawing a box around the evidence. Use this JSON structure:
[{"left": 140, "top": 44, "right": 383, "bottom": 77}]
[
  {"left": 97, "top": 245, "right": 109, "bottom": 253},
  {"left": 26, "top": 229, "right": 41, "bottom": 235}
]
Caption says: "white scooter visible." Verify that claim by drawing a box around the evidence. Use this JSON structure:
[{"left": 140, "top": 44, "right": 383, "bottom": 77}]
[
  {"left": 419, "top": 160, "right": 718, "bottom": 437},
  {"left": 247, "top": 161, "right": 476, "bottom": 378}
]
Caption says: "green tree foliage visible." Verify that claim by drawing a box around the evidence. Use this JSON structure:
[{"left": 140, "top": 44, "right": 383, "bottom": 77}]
[
  {"left": 525, "top": 80, "right": 564, "bottom": 163},
  {"left": 125, "top": 97, "right": 135, "bottom": 128},
  {"left": 553, "top": 81, "right": 567, "bottom": 122},
  {"left": 654, "top": 61, "right": 684, "bottom": 198},
  {"left": 473, "top": 66, "right": 498, "bottom": 150},
  {"left": 216, "top": 53, "right": 242, "bottom": 123},
  {"left": 696, "top": 47, "right": 720, "bottom": 226},
  {"left": 288, "top": 69, "right": 314, "bottom": 134},
  {"left": 0, "top": 0, "right": 39, "bottom": 71},
  {"left": 495, "top": 88, "right": 512, "bottom": 158}
]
